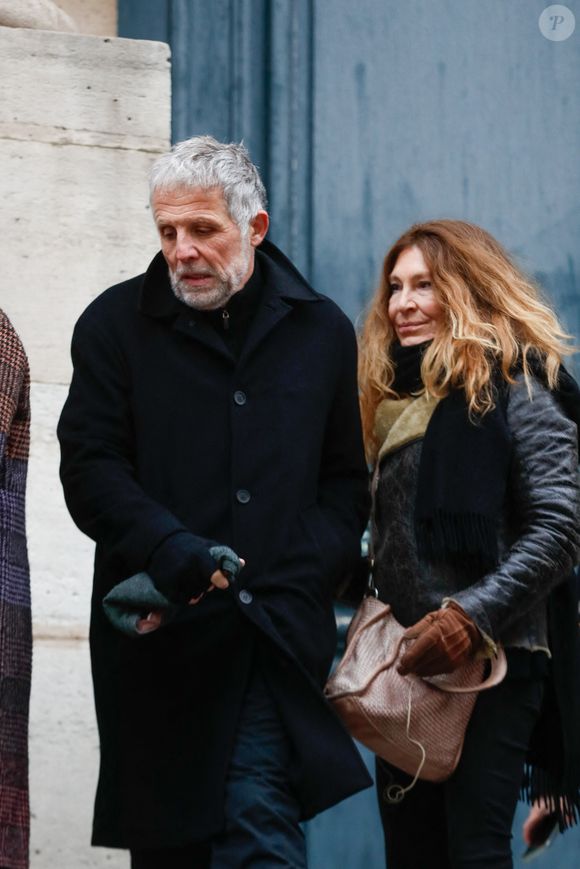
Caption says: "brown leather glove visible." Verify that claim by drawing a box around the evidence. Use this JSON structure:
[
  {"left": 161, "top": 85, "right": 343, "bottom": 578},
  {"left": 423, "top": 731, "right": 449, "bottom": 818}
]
[{"left": 397, "top": 600, "right": 482, "bottom": 677}]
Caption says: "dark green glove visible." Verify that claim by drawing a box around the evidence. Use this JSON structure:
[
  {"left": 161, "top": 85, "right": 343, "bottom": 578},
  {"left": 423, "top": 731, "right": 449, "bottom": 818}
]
[
  {"left": 147, "top": 532, "right": 219, "bottom": 603},
  {"left": 103, "top": 544, "right": 242, "bottom": 638}
]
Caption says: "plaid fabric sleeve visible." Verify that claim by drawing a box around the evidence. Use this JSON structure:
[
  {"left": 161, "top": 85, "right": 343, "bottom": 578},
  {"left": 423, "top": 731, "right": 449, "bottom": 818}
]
[{"left": 0, "top": 308, "right": 31, "bottom": 869}]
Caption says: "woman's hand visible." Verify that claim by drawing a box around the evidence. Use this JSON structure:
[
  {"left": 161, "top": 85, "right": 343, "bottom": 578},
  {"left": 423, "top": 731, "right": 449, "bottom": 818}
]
[
  {"left": 397, "top": 600, "right": 482, "bottom": 676},
  {"left": 522, "top": 802, "right": 558, "bottom": 847}
]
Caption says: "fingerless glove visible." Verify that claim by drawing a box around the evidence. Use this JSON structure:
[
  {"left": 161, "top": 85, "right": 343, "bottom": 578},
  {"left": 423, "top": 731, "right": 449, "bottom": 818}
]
[{"left": 147, "top": 531, "right": 218, "bottom": 604}]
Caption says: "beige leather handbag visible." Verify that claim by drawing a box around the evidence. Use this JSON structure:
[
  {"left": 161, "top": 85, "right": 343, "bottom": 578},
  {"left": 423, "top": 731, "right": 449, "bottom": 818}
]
[{"left": 325, "top": 593, "right": 507, "bottom": 803}]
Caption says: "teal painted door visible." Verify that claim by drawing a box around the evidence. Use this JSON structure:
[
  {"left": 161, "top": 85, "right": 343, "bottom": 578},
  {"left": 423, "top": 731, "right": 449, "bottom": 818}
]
[{"left": 120, "top": 0, "right": 580, "bottom": 334}]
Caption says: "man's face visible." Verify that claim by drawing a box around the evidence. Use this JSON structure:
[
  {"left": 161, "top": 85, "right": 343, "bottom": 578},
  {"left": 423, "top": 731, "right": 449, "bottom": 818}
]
[{"left": 152, "top": 187, "right": 268, "bottom": 310}]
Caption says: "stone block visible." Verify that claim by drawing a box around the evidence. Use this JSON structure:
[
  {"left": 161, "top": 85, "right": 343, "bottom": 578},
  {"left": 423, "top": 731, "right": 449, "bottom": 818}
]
[
  {"left": 55, "top": 1, "right": 117, "bottom": 36},
  {"left": 2, "top": 140, "right": 161, "bottom": 383},
  {"left": 30, "top": 638, "right": 126, "bottom": 867},
  {"left": 0, "top": 0, "right": 76, "bottom": 32},
  {"left": 0, "top": 26, "right": 170, "bottom": 148},
  {"left": 0, "top": 25, "right": 171, "bottom": 383},
  {"left": 29, "top": 383, "right": 93, "bottom": 636}
]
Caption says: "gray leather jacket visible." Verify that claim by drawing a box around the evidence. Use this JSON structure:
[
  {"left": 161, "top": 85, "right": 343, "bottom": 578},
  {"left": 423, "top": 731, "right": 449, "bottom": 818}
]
[{"left": 373, "top": 375, "right": 580, "bottom": 650}]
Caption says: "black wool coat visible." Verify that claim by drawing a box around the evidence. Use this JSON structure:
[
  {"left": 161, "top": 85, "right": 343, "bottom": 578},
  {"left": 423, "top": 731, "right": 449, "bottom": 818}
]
[{"left": 58, "top": 240, "right": 372, "bottom": 849}]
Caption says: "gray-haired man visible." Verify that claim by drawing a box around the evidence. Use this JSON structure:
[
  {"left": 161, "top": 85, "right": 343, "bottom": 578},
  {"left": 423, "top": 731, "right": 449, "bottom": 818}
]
[{"left": 58, "top": 136, "right": 371, "bottom": 867}]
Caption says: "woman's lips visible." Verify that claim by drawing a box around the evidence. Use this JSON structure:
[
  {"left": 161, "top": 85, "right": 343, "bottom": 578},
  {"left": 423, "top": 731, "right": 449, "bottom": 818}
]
[{"left": 397, "top": 321, "right": 428, "bottom": 331}]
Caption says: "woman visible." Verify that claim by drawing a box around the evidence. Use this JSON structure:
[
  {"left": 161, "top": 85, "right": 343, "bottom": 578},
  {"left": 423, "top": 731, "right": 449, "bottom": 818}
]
[{"left": 358, "top": 220, "right": 580, "bottom": 868}]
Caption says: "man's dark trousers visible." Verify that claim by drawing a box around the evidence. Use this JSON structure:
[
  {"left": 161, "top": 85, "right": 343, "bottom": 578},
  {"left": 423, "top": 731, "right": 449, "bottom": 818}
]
[{"left": 131, "top": 662, "right": 307, "bottom": 868}]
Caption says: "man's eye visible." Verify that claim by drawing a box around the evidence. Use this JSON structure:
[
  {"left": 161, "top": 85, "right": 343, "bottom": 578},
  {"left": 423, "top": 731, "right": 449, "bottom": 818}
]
[{"left": 160, "top": 228, "right": 175, "bottom": 239}]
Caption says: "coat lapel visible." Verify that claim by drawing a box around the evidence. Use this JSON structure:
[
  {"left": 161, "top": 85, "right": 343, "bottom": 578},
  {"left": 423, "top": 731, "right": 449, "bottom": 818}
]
[
  {"left": 238, "top": 240, "right": 321, "bottom": 363},
  {"left": 239, "top": 296, "right": 293, "bottom": 364}
]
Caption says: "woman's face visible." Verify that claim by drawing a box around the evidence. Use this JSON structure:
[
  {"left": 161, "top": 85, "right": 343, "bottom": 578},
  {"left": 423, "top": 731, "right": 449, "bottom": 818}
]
[{"left": 387, "top": 246, "right": 443, "bottom": 346}]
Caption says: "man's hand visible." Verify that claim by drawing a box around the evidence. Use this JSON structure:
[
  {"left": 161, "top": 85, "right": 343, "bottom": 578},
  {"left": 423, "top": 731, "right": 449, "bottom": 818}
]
[
  {"left": 397, "top": 600, "right": 482, "bottom": 677},
  {"left": 135, "top": 611, "right": 164, "bottom": 633},
  {"left": 189, "top": 559, "right": 245, "bottom": 604}
]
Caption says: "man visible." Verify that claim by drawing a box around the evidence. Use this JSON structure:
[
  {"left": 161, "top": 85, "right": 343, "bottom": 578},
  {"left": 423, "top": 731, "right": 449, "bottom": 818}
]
[{"left": 58, "top": 136, "right": 371, "bottom": 867}]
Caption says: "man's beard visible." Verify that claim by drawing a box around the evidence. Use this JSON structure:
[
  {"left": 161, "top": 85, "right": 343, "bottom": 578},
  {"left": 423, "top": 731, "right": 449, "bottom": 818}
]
[{"left": 169, "top": 239, "right": 252, "bottom": 311}]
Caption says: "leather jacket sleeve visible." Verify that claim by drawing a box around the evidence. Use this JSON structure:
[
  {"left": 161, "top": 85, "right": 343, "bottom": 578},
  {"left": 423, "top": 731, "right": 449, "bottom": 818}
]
[{"left": 450, "top": 374, "right": 580, "bottom": 640}]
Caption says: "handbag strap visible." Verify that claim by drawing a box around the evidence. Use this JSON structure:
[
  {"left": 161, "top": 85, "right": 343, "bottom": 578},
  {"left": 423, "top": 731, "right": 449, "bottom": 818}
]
[
  {"left": 384, "top": 633, "right": 507, "bottom": 694},
  {"left": 362, "top": 682, "right": 426, "bottom": 806},
  {"left": 425, "top": 644, "right": 507, "bottom": 694},
  {"left": 366, "top": 462, "right": 381, "bottom": 597},
  {"left": 383, "top": 634, "right": 507, "bottom": 694},
  {"left": 335, "top": 612, "right": 507, "bottom": 700}
]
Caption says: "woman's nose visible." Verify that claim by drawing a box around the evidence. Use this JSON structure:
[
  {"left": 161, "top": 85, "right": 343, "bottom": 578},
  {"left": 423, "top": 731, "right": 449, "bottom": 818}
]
[{"left": 398, "top": 286, "right": 416, "bottom": 310}]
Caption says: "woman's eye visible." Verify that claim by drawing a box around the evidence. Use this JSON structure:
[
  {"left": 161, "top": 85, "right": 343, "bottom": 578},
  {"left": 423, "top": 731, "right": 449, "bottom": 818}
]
[
  {"left": 417, "top": 281, "right": 432, "bottom": 290},
  {"left": 389, "top": 284, "right": 401, "bottom": 294}
]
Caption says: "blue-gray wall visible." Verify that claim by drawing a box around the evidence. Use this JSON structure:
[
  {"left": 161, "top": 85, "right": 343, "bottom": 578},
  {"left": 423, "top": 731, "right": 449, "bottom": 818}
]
[{"left": 119, "top": 2, "right": 580, "bottom": 866}]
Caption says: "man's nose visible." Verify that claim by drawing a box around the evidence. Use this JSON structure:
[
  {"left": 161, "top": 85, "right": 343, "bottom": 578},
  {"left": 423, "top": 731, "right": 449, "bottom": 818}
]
[{"left": 175, "top": 233, "right": 200, "bottom": 262}]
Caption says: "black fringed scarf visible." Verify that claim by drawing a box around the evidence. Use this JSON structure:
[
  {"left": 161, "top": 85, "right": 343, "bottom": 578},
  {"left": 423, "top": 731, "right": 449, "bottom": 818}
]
[
  {"left": 391, "top": 340, "right": 580, "bottom": 829},
  {"left": 391, "top": 341, "right": 511, "bottom": 569}
]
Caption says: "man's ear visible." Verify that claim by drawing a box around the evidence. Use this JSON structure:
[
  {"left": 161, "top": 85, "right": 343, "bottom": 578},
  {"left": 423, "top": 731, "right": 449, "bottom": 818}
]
[{"left": 248, "top": 211, "right": 269, "bottom": 248}]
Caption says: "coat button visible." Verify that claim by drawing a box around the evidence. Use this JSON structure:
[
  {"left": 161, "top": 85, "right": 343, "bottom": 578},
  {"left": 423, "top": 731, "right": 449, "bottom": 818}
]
[
  {"left": 236, "top": 489, "right": 251, "bottom": 504},
  {"left": 233, "top": 390, "right": 247, "bottom": 406},
  {"left": 239, "top": 590, "right": 253, "bottom": 605}
]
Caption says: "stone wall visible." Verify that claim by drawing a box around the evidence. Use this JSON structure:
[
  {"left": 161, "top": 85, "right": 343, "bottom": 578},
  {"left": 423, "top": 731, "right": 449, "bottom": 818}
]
[
  {"left": 0, "top": 0, "right": 76, "bottom": 31},
  {"left": 55, "top": 0, "right": 117, "bottom": 35},
  {"left": 0, "top": 24, "right": 170, "bottom": 867},
  {"left": 0, "top": 0, "right": 117, "bottom": 35}
]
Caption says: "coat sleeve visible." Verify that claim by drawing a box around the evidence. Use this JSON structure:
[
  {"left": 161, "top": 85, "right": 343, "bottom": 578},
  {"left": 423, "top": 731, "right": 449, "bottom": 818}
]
[
  {"left": 57, "top": 312, "right": 217, "bottom": 601},
  {"left": 308, "top": 313, "right": 370, "bottom": 585},
  {"left": 450, "top": 375, "right": 580, "bottom": 640},
  {"left": 0, "top": 311, "right": 30, "bottom": 476}
]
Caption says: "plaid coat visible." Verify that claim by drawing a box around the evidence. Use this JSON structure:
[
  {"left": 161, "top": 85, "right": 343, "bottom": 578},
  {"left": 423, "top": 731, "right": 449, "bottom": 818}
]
[
  {"left": 58, "top": 241, "right": 371, "bottom": 849},
  {"left": 0, "top": 310, "right": 31, "bottom": 868}
]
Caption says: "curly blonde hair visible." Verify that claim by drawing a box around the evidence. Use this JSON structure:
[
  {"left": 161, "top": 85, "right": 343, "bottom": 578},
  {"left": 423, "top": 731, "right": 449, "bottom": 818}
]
[{"left": 359, "top": 220, "right": 574, "bottom": 460}]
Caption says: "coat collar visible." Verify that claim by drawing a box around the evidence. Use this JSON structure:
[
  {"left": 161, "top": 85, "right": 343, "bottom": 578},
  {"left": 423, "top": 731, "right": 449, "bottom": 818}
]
[
  {"left": 138, "top": 239, "right": 321, "bottom": 363},
  {"left": 255, "top": 238, "right": 321, "bottom": 304},
  {"left": 138, "top": 238, "right": 321, "bottom": 320}
]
